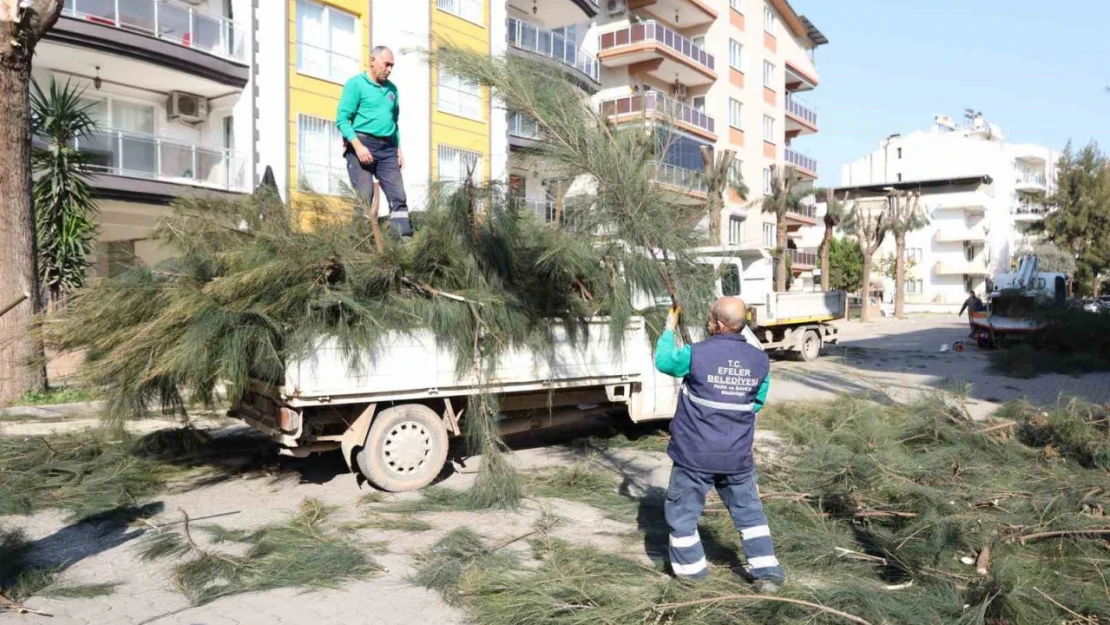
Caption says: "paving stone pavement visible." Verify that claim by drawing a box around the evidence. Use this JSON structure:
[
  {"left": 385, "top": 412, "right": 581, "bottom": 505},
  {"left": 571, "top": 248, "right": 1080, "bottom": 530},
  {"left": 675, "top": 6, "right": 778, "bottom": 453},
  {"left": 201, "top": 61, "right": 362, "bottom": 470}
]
[{"left": 4, "top": 316, "right": 1110, "bottom": 624}]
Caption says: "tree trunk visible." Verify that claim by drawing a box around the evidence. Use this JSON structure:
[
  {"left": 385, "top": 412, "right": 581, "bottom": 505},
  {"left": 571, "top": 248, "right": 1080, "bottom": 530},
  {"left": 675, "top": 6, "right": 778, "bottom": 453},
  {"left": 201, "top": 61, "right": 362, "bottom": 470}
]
[
  {"left": 775, "top": 213, "right": 788, "bottom": 292},
  {"left": 708, "top": 202, "right": 722, "bottom": 246},
  {"left": 860, "top": 253, "right": 873, "bottom": 323},
  {"left": 894, "top": 233, "right": 906, "bottom": 319},
  {"left": 819, "top": 227, "right": 832, "bottom": 292},
  {"left": 0, "top": 58, "right": 45, "bottom": 405}
]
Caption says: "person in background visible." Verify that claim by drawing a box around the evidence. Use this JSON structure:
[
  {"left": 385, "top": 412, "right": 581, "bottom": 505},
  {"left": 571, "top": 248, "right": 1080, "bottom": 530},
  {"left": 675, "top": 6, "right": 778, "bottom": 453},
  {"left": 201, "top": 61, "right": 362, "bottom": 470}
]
[
  {"left": 654, "top": 298, "right": 785, "bottom": 592},
  {"left": 958, "top": 290, "right": 985, "bottom": 337},
  {"left": 336, "top": 46, "right": 411, "bottom": 239}
]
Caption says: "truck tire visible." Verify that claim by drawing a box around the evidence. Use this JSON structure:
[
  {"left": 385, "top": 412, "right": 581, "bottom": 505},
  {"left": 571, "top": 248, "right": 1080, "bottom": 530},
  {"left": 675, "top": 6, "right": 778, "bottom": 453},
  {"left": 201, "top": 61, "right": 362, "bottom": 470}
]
[
  {"left": 799, "top": 329, "right": 822, "bottom": 362},
  {"left": 357, "top": 404, "right": 448, "bottom": 492}
]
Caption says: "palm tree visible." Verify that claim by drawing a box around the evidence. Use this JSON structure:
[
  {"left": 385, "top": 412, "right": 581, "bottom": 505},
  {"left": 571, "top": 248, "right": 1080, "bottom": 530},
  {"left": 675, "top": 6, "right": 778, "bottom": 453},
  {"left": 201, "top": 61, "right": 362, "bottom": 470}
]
[
  {"left": 760, "top": 165, "right": 807, "bottom": 292},
  {"left": 31, "top": 78, "right": 100, "bottom": 309},
  {"left": 885, "top": 190, "right": 928, "bottom": 319},
  {"left": 700, "top": 146, "right": 746, "bottom": 246},
  {"left": 818, "top": 188, "right": 849, "bottom": 292},
  {"left": 843, "top": 199, "right": 889, "bottom": 322}
]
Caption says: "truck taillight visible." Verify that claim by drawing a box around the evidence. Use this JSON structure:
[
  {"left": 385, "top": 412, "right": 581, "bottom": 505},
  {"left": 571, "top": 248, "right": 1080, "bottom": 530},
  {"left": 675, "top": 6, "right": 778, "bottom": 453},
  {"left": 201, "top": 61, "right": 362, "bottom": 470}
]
[{"left": 278, "top": 407, "right": 300, "bottom": 432}]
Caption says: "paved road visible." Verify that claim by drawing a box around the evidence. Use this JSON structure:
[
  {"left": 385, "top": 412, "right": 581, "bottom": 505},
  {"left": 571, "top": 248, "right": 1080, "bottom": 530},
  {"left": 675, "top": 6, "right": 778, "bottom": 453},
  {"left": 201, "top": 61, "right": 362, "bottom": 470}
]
[{"left": 4, "top": 316, "right": 1109, "bottom": 624}]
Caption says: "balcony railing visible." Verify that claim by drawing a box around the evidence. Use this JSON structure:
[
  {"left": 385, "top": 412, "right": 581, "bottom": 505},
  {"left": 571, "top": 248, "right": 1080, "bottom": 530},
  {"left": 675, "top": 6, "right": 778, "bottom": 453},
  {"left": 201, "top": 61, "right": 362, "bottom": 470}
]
[
  {"left": 785, "top": 95, "right": 817, "bottom": 127},
  {"left": 62, "top": 0, "right": 245, "bottom": 63},
  {"left": 784, "top": 148, "right": 816, "bottom": 174},
  {"left": 789, "top": 249, "right": 816, "bottom": 266},
  {"left": 508, "top": 112, "right": 542, "bottom": 140},
  {"left": 786, "top": 202, "right": 818, "bottom": 220},
  {"left": 651, "top": 162, "right": 708, "bottom": 195},
  {"left": 72, "top": 128, "right": 247, "bottom": 191},
  {"left": 1012, "top": 202, "right": 1051, "bottom": 217},
  {"left": 1016, "top": 170, "right": 1047, "bottom": 187},
  {"left": 598, "top": 21, "right": 715, "bottom": 73},
  {"left": 600, "top": 91, "right": 716, "bottom": 135},
  {"left": 507, "top": 18, "right": 599, "bottom": 82}
]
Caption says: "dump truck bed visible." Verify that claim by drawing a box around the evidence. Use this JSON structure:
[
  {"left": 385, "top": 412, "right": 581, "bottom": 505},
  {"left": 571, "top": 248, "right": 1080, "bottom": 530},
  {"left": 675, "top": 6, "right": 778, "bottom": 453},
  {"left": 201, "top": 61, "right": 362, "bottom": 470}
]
[{"left": 752, "top": 291, "right": 847, "bottom": 327}]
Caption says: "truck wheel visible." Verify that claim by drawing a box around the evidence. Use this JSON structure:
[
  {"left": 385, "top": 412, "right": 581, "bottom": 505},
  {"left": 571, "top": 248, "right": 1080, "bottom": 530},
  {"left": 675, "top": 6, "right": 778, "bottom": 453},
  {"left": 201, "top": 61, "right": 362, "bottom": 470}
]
[
  {"left": 357, "top": 404, "right": 448, "bottom": 492},
  {"left": 799, "top": 330, "right": 822, "bottom": 362}
]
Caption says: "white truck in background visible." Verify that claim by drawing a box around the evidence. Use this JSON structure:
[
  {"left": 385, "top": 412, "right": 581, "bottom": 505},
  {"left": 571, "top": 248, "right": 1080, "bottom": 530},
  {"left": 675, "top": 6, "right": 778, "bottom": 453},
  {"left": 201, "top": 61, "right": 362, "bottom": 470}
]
[{"left": 229, "top": 250, "right": 846, "bottom": 492}]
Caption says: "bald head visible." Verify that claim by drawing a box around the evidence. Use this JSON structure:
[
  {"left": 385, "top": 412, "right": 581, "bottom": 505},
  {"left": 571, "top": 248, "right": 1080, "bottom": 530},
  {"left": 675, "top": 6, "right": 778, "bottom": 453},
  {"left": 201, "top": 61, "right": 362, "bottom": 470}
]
[
  {"left": 368, "top": 46, "right": 395, "bottom": 83},
  {"left": 709, "top": 297, "right": 747, "bottom": 335}
]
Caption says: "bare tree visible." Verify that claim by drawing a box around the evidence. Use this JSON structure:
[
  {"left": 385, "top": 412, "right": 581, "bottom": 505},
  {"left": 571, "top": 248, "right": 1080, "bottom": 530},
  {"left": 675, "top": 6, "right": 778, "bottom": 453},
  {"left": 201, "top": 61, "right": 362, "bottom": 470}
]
[
  {"left": 0, "top": 1, "right": 66, "bottom": 404},
  {"left": 761, "top": 165, "right": 806, "bottom": 292},
  {"left": 701, "top": 146, "right": 738, "bottom": 246},
  {"left": 818, "top": 189, "right": 848, "bottom": 292},
  {"left": 885, "top": 190, "right": 928, "bottom": 319},
  {"left": 843, "top": 199, "right": 889, "bottom": 322}
]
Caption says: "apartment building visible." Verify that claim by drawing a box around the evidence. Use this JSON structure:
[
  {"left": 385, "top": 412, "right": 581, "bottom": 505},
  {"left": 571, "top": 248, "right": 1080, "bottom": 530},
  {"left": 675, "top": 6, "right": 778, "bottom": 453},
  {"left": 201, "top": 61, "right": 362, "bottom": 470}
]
[
  {"left": 38, "top": 0, "right": 255, "bottom": 274},
  {"left": 833, "top": 113, "right": 1060, "bottom": 309},
  {"left": 504, "top": 0, "right": 827, "bottom": 282}
]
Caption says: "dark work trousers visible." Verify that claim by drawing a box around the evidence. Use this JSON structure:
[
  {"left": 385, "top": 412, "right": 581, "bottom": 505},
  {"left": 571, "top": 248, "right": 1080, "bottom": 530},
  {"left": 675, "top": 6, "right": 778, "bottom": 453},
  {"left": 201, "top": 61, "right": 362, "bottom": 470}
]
[
  {"left": 345, "top": 134, "right": 412, "bottom": 237},
  {"left": 664, "top": 465, "right": 786, "bottom": 582}
]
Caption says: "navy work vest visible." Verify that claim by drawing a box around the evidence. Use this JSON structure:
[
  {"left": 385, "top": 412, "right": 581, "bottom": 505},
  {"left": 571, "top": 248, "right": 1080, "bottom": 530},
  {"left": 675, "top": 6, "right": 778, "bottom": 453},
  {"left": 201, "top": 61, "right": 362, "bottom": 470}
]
[{"left": 667, "top": 333, "right": 771, "bottom": 475}]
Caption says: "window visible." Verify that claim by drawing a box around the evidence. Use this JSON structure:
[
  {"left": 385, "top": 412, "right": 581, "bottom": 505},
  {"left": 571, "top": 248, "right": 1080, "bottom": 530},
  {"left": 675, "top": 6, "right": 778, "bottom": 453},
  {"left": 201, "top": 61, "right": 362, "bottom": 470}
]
[
  {"left": 438, "top": 144, "right": 483, "bottom": 186},
  {"left": 728, "top": 216, "right": 745, "bottom": 246},
  {"left": 729, "top": 39, "right": 743, "bottom": 71},
  {"left": 691, "top": 36, "right": 706, "bottom": 50},
  {"left": 728, "top": 159, "right": 744, "bottom": 189},
  {"left": 729, "top": 99, "right": 743, "bottom": 129},
  {"left": 906, "top": 247, "right": 923, "bottom": 263},
  {"left": 763, "top": 60, "right": 775, "bottom": 87},
  {"left": 897, "top": 147, "right": 903, "bottom": 159},
  {"left": 223, "top": 116, "right": 235, "bottom": 150},
  {"left": 437, "top": 66, "right": 482, "bottom": 120},
  {"left": 762, "top": 222, "right": 776, "bottom": 248},
  {"left": 296, "top": 0, "right": 359, "bottom": 84},
  {"left": 78, "top": 96, "right": 156, "bottom": 175},
  {"left": 897, "top": 173, "right": 903, "bottom": 182},
  {"left": 692, "top": 96, "right": 706, "bottom": 113},
  {"left": 436, "top": 0, "right": 482, "bottom": 24},
  {"left": 296, "top": 114, "right": 346, "bottom": 195},
  {"left": 762, "top": 167, "right": 772, "bottom": 194},
  {"left": 762, "top": 115, "right": 775, "bottom": 142},
  {"left": 729, "top": 0, "right": 743, "bottom": 12},
  {"left": 764, "top": 4, "right": 778, "bottom": 35},
  {"left": 905, "top": 280, "right": 924, "bottom": 294}
]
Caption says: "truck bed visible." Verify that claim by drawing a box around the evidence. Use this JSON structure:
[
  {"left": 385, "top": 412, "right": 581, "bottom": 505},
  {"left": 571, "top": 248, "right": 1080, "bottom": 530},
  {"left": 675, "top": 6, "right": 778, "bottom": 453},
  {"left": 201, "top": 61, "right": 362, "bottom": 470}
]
[
  {"left": 754, "top": 291, "right": 847, "bottom": 326},
  {"left": 280, "top": 318, "right": 653, "bottom": 407}
]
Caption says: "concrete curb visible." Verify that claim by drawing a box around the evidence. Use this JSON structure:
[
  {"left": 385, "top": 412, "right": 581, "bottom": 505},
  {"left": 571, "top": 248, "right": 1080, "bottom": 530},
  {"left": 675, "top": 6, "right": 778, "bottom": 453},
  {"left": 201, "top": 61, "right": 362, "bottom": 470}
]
[{"left": 0, "top": 400, "right": 106, "bottom": 418}]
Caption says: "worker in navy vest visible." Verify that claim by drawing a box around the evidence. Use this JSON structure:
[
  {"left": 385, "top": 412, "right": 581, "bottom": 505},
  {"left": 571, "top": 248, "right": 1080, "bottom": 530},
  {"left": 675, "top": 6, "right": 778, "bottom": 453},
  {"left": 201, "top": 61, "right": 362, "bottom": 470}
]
[{"left": 654, "top": 297, "right": 785, "bottom": 592}]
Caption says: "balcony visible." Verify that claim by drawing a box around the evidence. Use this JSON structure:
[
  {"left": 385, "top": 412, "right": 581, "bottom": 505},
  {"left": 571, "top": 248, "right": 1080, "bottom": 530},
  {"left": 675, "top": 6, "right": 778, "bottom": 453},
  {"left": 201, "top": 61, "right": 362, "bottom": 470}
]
[
  {"left": 625, "top": 0, "right": 717, "bottom": 28},
  {"left": 935, "top": 227, "right": 988, "bottom": 243},
  {"left": 508, "top": 0, "right": 599, "bottom": 22},
  {"left": 508, "top": 112, "right": 542, "bottom": 151},
  {"left": 73, "top": 128, "right": 248, "bottom": 193},
  {"left": 1012, "top": 202, "right": 1051, "bottom": 221},
  {"left": 507, "top": 18, "right": 599, "bottom": 86},
  {"left": 785, "top": 202, "right": 818, "bottom": 226},
  {"left": 597, "top": 21, "right": 716, "bottom": 87},
  {"left": 784, "top": 95, "right": 818, "bottom": 135},
  {"left": 934, "top": 260, "right": 990, "bottom": 277},
  {"left": 45, "top": 0, "right": 248, "bottom": 93},
  {"left": 784, "top": 148, "right": 817, "bottom": 178},
  {"left": 1015, "top": 169, "right": 1047, "bottom": 192},
  {"left": 789, "top": 248, "right": 816, "bottom": 270},
  {"left": 600, "top": 91, "right": 716, "bottom": 141},
  {"left": 784, "top": 59, "right": 819, "bottom": 92},
  {"left": 650, "top": 162, "right": 708, "bottom": 199}
]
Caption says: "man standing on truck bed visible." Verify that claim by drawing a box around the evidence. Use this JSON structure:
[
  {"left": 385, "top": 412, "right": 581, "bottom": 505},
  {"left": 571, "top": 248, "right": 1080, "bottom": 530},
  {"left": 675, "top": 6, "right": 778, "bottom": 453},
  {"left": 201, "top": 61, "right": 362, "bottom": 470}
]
[
  {"left": 654, "top": 298, "right": 785, "bottom": 592},
  {"left": 336, "top": 45, "right": 412, "bottom": 239}
]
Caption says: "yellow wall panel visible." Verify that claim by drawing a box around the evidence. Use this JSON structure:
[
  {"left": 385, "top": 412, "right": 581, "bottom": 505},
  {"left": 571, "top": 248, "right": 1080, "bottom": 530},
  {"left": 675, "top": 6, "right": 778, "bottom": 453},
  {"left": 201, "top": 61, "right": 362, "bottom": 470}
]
[{"left": 430, "top": 0, "right": 492, "bottom": 181}]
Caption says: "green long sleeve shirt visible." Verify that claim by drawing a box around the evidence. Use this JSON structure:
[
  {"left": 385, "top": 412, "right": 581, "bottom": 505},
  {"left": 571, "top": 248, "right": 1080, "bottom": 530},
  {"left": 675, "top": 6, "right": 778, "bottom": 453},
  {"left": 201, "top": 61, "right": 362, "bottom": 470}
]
[
  {"left": 654, "top": 330, "right": 771, "bottom": 413},
  {"left": 336, "top": 73, "right": 400, "bottom": 146}
]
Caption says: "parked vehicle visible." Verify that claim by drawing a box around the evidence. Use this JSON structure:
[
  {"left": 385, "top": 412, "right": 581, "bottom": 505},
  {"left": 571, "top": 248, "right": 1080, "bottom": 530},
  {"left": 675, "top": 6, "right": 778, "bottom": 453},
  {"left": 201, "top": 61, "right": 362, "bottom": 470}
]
[{"left": 229, "top": 248, "right": 847, "bottom": 491}]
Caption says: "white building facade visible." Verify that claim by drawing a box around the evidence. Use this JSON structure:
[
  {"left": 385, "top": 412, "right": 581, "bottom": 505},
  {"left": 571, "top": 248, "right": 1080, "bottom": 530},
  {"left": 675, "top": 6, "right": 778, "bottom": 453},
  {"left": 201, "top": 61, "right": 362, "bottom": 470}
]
[{"left": 835, "top": 114, "right": 1059, "bottom": 309}]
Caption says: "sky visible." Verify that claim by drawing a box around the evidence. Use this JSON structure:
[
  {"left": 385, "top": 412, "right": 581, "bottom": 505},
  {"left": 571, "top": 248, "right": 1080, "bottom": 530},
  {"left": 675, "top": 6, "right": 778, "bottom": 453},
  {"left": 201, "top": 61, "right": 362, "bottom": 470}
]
[{"left": 800, "top": 0, "right": 1110, "bottom": 186}]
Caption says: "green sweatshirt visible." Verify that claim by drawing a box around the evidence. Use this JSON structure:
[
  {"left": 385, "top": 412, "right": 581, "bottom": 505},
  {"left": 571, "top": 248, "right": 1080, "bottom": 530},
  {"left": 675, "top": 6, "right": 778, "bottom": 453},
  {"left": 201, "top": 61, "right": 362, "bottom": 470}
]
[
  {"left": 336, "top": 73, "right": 400, "bottom": 146},
  {"left": 654, "top": 330, "right": 771, "bottom": 413}
]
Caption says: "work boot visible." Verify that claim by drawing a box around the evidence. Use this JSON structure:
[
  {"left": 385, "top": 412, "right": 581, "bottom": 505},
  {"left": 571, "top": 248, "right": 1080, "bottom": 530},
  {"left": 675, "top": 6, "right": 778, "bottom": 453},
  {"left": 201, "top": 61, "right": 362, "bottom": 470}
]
[{"left": 754, "top": 579, "right": 784, "bottom": 594}]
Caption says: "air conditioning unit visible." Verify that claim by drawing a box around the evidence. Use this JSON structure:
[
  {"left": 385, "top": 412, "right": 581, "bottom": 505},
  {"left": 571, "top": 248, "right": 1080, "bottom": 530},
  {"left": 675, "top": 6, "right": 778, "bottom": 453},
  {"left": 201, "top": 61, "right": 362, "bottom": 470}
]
[
  {"left": 607, "top": 0, "right": 626, "bottom": 16},
  {"left": 167, "top": 92, "right": 207, "bottom": 124}
]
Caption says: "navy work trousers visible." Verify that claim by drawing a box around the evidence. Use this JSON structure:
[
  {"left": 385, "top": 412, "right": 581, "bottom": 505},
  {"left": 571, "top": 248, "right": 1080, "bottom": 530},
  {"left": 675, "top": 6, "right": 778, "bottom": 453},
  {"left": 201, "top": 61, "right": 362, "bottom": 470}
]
[{"left": 345, "top": 134, "right": 412, "bottom": 237}]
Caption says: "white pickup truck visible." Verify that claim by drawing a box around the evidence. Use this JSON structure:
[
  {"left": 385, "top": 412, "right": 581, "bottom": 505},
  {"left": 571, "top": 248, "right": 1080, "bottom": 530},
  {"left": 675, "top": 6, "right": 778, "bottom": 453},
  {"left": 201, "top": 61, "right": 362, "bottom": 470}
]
[{"left": 229, "top": 252, "right": 845, "bottom": 491}]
